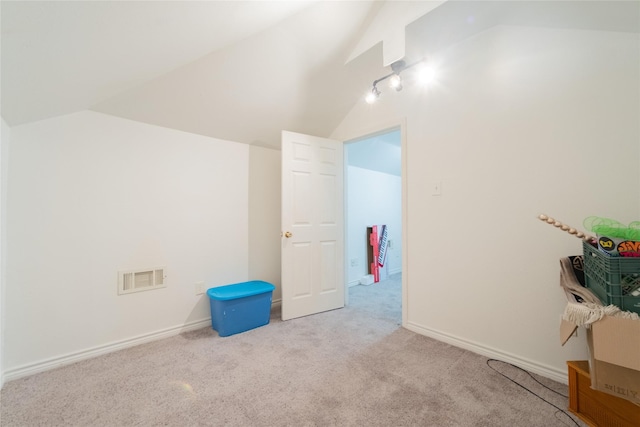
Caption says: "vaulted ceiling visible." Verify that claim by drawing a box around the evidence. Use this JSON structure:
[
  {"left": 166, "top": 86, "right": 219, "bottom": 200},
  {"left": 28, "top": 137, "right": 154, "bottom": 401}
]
[
  {"left": 2, "top": 1, "right": 638, "bottom": 150},
  {"left": 2, "top": 0, "right": 387, "bottom": 148}
]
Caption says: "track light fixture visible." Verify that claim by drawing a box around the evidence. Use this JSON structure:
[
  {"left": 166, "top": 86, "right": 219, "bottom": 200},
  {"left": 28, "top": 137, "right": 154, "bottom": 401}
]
[{"left": 364, "top": 57, "right": 430, "bottom": 103}]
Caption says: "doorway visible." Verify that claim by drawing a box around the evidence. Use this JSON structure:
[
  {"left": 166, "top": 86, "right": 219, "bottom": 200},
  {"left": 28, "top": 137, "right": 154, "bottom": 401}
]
[{"left": 344, "top": 127, "right": 402, "bottom": 323}]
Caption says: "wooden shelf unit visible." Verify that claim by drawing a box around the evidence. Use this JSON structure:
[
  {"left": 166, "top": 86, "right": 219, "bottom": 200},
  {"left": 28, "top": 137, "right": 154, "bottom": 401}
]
[{"left": 567, "top": 360, "right": 640, "bottom": 427}]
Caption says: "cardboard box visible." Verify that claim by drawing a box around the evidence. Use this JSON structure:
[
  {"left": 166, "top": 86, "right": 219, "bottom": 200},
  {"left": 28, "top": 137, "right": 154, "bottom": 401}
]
[{"left": 561, "top": 313, "right": 640, "bottom": 405}]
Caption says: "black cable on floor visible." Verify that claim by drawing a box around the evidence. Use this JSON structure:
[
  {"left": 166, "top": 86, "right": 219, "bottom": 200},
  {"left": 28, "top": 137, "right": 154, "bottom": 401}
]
[
  {"left": 486, "top": 359, "right": 580, "bottom": 427},
  {"left": 489, "top": 359, "right": 569, "bottom": 398}
]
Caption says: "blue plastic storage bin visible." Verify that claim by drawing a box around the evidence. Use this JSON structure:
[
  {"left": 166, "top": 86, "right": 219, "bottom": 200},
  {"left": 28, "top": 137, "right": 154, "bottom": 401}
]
[{"left": 207, "top": 280, "right": 275, "bottom": 337}]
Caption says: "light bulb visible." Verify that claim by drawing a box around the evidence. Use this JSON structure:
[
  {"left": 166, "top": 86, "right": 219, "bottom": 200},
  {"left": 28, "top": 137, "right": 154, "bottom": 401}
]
[
  {"left": 365, "top": 86, "right": 380, "bottom": 104},
  {"left": 417, "top": 65, "right": 437, "bottom": 85},
  {"left": 365, "top": 92, "right": 377, "bottom": 104},
  {"left": 389, "top": 74, "right": 402, "bottom": 91}
]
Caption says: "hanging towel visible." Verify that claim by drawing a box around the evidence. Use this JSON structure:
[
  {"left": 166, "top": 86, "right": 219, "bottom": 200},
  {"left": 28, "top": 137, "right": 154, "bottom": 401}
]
[{"left": 559, "top": 256, "right": 601, "bottom": 305}]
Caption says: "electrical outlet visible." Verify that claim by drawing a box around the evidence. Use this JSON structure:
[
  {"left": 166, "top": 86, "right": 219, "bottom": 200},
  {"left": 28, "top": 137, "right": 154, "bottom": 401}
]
[
  {"left": 350, "top": 258, "right": 358, "bottom": 267},
  {"left": 195, "top": 281, "right": 205, "bottom": 295}
]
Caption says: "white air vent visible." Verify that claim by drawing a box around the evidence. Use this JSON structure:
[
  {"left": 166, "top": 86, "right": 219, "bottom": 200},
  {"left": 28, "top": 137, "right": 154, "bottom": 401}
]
[{"left": 118, "top": 267, "right": 166, "bottom": 295}]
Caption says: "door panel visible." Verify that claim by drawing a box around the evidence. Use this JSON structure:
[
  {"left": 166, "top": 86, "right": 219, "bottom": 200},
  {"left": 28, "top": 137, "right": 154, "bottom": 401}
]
[{"left": 281, "top": 131, "right": 344, "bottom": 320}]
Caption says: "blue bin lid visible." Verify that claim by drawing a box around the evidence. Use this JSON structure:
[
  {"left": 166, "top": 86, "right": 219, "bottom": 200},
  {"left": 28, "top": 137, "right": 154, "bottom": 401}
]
[{"left": 207, "top": 280, "right": 275, "bottom": 301}]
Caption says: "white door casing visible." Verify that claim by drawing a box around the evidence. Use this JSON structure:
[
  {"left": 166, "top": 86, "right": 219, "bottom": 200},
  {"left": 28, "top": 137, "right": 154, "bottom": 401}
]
[{"left": 281, "top": 131, "right": 344, "bottom": 321}]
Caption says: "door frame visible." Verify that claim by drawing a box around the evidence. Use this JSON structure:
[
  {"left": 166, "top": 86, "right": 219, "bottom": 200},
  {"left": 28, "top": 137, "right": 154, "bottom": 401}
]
[{"left": 340, "top": 118, "right": 407, "bottom": 327}]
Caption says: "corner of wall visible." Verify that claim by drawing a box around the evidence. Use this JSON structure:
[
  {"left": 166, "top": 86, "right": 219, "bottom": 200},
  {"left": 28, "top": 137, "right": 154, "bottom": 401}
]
[
  {"left": 0, "top": 116, "right": 10, "bottom": 389},
  {"left": 248, "top": 145, "right": 282, "bottom": 300}
]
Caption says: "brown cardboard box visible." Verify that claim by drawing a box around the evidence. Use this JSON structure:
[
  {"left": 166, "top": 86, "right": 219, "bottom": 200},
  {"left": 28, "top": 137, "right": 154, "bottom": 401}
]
[{"left": 561, "top": 313, "right": 640, "bottom": 405}]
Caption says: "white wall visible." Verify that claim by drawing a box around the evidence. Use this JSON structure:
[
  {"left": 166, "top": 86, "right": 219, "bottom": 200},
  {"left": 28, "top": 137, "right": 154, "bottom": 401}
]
[
  {"left": 248, "top": 145, "right": 281, "bottom": 300},
  {"left": 332, "top": 26, "right": 640, "bottom": 382},
  {"left": 0, "top": 117, "right": 10, "bottom": 388},
  {"left": 5, "top": 111, "right": 249, "bottom": 379},
  {"left": 347, "top": 165, "right": 402, "bottom": 285}
]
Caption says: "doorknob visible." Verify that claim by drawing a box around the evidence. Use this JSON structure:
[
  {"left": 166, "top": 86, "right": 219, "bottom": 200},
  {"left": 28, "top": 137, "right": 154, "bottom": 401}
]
[{"left": 283, "top": 231, "right": 293, "bottom": 238}]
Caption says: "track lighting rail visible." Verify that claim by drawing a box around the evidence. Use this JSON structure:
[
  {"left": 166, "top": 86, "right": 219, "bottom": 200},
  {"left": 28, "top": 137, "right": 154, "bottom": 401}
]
[{"left": 365, "top": 57, "right": 428, "bottom": 104}]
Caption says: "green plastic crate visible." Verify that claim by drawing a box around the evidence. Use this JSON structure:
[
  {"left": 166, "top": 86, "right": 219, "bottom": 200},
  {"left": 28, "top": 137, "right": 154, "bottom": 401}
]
[{"left": 583, "top": 240, "right": 640, "bottom": 315}]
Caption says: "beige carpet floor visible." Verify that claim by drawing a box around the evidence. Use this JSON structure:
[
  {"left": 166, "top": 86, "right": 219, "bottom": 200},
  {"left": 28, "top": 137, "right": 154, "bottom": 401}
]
[{"left": 0, "top": 274, "right": 586, "bottom": 426}]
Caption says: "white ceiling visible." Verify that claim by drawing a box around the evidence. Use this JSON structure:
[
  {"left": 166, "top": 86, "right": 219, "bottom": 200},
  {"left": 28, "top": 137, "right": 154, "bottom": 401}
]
[
  {"left": 347, "top": 129, "right": 401, "bottom": 177},
  {"left": 1, "top": 0, "right": 318, "bottom": 126},
  {"left": 404, "top": 0, "right": 640, "bottom": 59},
  {"left": 2, "top": 0, "right": 388, "bottom": 149},
  {"left": 2, "top": 1, "right": 638, "bottom": 150},
  {"left": 88, "top": 1, "right": 385, "bottom": 148}
]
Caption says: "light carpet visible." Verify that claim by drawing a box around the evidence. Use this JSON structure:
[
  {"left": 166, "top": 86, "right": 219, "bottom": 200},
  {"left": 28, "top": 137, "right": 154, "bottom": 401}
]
[{"left": 0, "top": 274, "right": 586, "bottom": 426}]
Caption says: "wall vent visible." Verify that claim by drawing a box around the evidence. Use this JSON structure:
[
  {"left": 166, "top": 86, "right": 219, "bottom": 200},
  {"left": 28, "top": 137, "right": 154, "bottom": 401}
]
[{"left": 118, "top": 267, "right": 166, "bottom": 295}]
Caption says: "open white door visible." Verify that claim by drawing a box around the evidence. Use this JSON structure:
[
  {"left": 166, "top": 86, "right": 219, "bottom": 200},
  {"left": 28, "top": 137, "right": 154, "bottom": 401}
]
[{"left": 281, "top": 130, "right": 344, "bottom": 321}]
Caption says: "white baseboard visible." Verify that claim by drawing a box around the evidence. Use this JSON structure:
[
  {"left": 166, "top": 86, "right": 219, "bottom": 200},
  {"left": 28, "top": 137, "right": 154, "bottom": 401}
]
[
  {"left": 3, "top": 318, "right": 213, "bottom": 383},
  {"left": 404, "top": 321, "right": 568, "bottom": 384},
  {"left": 389, "top": 268, "right": 402, "bottom": 275},
  {"left": 347, "top": 280, "right": 360, "bottom": 288}
]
